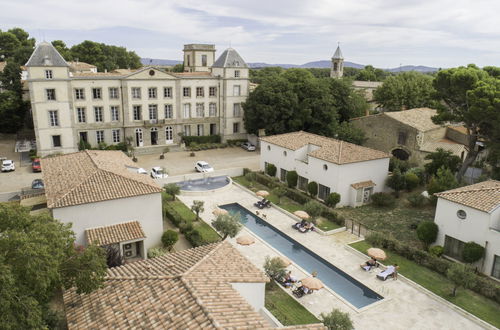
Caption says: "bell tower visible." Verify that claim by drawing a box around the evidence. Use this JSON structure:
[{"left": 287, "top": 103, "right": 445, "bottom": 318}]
[{"left": 330, "top": 44, "right": 344, "bottom": 78}]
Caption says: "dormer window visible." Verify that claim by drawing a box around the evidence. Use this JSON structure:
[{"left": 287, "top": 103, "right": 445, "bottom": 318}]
[{"left": 45, "top": 70, "right": 53, "bottom": 79}]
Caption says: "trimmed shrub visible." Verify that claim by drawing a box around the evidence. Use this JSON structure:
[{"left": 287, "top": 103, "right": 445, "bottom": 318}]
[
  {"left": 226, "top": 138, "right": 247, "bottom": 146},
  {"left": 429, "top": 245, "right": 444, "bottom": 257},
  {"left": 416, "top": 221, "right": 438, "bottom": 250},
  {"left": 320, "top": 308, "right": 354, "bottom": 330},
  {"left": 389, "top": 157, "right": 410, "bottom": 173},
  {"left": 255, "top": 172, "right": 279, "bottom": 189},
  {"left": 462, "top": 242, "right": 485, "bottom": 264},
  {"left": 182, "top": 135, "right": 221, "bottom": 146},
  {"left": 307, "top": 181, "right": 318, "bottom": 197},
  {"left": 243, "top": 168, "right": 252, "bottom": 176},
  {"left": 303, "top": 200, "right": 323, "bottom": 223},
  {"left": 286, "top": 170, "right": 298, "bottom": 188},
  {"left": 321, "top": 208, "right": 344, "bottom": 226},
  {"left": 147, "top": 247, "right": 167, "bottom": 258},
  {"left": 263, "top": 256, "right": 287, "bottom": 280},
  {"left": 407, "top": 193, "right": 427, "bottom": 207},
  {"left": 371, "top": 192, "right": 396, "bottom": 207},
  {"left": 265, "top": 163, "right": 277, "bottom": 177},
  {"left": 325, "top": 193, "right": 341, "bottom": 208},
  {"left": 284, "top": 187, "right": 310, "bottom": 204},
  {"left": 405, "top": 172, "right": 420, "bottom": 191},
  {"left": 161, "top": 230, "right": 179, "bottom": 250},
  {"left": 447, "top": 263, "right": 476, "bottom": 296}
]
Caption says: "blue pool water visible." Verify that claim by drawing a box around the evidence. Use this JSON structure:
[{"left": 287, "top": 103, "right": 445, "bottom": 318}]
[
  {"left": 220, "top": 203, "right": 383, "bottom": 308},
  {"left": 176, "top": 175, "right": 230, "bottom": 191}
]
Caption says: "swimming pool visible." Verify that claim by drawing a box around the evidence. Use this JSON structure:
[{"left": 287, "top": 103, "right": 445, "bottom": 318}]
[
  {"left": 176, "top": 175, "right": 231, "bottom": 192},
  {"left": 220, "top": 203, "right": 383, "bottom": 309}
]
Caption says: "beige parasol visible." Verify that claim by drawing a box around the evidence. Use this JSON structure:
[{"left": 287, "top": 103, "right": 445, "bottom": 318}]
[
  {"left": 278, "top": 256, "right": 291, "bottom": 267},
  {"left": 300, "top": 276, "right": 324, "bottom": 290},
  {"left": 293, "top": 210, "right": 310, "bottom": 219},
  {"left": 236, "top": 235, "right": 255, "bottom": 245},
  {"left": 367, "top": 248, "right": 387, "bottom": 261},
  {"left": 256, "top": 190, "right": 270, "bottom": 197},
  {"left": 212, "top": 208, "right": 228, "bottom": 216}
]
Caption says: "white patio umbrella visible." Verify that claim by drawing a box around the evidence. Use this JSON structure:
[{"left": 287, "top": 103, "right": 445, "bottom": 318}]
[
  {"left": 293, "top": 210, "right": 310, "bottom": 219},
  {"left": 212, "top": 208, "right": 228, "bottom": 216},
  {"left": 236, "top": 235, "right": 255, "bottom": 245},
  {"left": 301, "top": 277, "right": 324, "bottom": 290},
  {"left": 256, "top": 190, "right": 270, "bottom": 197},
  {"left": 367, "top": 248, "right": 387, "bottom": 261}
]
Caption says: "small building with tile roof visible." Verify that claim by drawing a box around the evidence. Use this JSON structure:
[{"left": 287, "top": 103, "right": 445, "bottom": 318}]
[
  {"left": 351, "top": 107, "right": 471, "bottom": 165},
  {"left": 260, "top": 131, "right": 390, "bottom": 207},
  {"left": 434, "top": 180, "right": 500, "bottom": 279},
  {"left": 42, "top": 150, "right": 163, "bottom": 260},
  {"left": 63, "top": 241, "right": 326, "bottom": 329}
]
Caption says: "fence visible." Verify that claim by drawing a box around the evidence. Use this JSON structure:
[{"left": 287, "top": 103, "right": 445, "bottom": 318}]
[
  {"left": 162, "top": 167, "right": 244, "bottom": 184},
  {"left": 344, "top": 218, "right": 370, "bottom": 238}
]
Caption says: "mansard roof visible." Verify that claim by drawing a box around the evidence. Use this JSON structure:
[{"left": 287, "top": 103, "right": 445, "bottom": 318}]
[
  {"left": 213, "top": 48, "right": 248, "bottom": 68},
  {"left": 25, "top": 41, "right": 69, "bottom": 67}
]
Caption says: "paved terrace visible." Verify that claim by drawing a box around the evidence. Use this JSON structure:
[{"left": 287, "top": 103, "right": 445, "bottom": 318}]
[{"left": 177, "top": 184, "right": 488, "bottom": 330}]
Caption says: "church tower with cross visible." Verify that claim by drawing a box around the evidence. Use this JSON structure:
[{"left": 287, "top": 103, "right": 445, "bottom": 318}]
[{"left": 330, "top": 44, "right": 344, "bottom": 78}]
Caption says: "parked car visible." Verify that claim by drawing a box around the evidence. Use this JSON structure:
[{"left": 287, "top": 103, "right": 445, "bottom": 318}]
[
  {"left": 1, "top": 160, "right": 15, "bottom": 172},
  {"left": 32, "top": 158, "right": 42, "bottom": 172},
  {"left": 241, "top": 142, "right": 256, "bottom": 151},
  {"left": 31, "top": 179, "right": 44, "bottom": 189},
  {"left": 137, "top": 168, "right": 147, "bottom": 175},
  {"left": 150, "top": 167, "right": 167, "bottom": 179},
  {"left": 195, "top": 161, "right": 214, "bottom": 173}
]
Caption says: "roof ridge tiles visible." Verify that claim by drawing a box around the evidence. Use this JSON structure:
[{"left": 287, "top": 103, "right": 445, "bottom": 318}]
[{"left": 182, "top": 241, "right": 227, "bottom": 277}]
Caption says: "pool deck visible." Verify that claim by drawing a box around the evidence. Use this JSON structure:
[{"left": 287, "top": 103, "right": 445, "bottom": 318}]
[{"left": 177, "top": 184, "right": 489, "bottom": 330}]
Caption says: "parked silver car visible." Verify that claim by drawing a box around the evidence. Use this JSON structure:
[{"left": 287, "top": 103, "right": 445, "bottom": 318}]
[
  {"left": 241, "top": 142, "right": 256, "bottom": 151},
  {"left": 1, "top": 160, "right": 15, "bottom": 172}
]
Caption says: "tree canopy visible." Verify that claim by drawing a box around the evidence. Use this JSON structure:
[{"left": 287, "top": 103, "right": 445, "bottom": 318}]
[
  {"left": 0, "top": 203, "right": 107, "bottom": 328},
  {"left": 424, "top": 148, "right": 462, "bottom": 177},
  {"left": 354, "top": 65, "right": 389, "bottom": 81}
]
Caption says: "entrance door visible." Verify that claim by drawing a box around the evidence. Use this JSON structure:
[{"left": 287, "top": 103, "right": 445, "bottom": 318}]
[
  {"left": 165, "top": 126, "right": 173, "bottom": 144},
  {"left": 79, "top": 131, "right": 88, "bottom": 143},
  {"left": 135, "top": 128, "right": 143, "bottom": 147},
  {"left": 151, "top": 127, "right": 158, "bottom": 145},
  {"left": 210, "top": 123, "right": 216, "bottom": 135},
  {"left": 363, "top": 187, "right": 373, "bottom": 203}
]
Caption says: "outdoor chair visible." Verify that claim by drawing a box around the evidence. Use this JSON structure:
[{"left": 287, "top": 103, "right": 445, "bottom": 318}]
[{"left": 376, "top": 266, "right": 396, "bottom": 281}]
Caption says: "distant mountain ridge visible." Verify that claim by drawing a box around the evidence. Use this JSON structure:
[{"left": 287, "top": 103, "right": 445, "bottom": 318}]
[{"left": 140, "top": 58, "right": 437, "bottom": 72}]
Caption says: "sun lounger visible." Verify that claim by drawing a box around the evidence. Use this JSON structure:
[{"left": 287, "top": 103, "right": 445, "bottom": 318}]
[{"left": 376, "top": 266, "right": 396, "bottom": 280}]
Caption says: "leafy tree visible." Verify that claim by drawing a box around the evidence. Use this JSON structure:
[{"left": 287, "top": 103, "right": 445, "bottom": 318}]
[
  {"left": 191, "top": 200, "right": 205, "bottom": 221},
  {"left": 303, "top": 200, "right": 323, "bottom": 223},
  {"left": 325, "top": 192, "right": 341, "bottom": 208},
  {"left": 307, "top": 181, "right": 318, "bottom": 197},
  {"left": 305, "top": 68, "right": 331, "bottom": 78},
  {"left": 334, "top": 121, "right": 366, "bottom": 145},
  {"left": 355, "top": 64, "right": 388, "bottom": 82},
  {"left": 320, "top": 308, "right": 354, "bottom": 330},
  {"left": 164, "top": 183, "right": 180, "bottom": 201},
  {"left": 371, "top": 192, "right": 396, "bottom": 207},
  {"left": 432, "top": 65, "right": 498, "bottom": 180},
  {"left": 0, "top": 90, "right": 27, "bottom": 133},
  {"left": 286, "top": 170, "right": 298, "bottom": 188},
  {"left": 483, "top": 66, "right": 500, "bottom": 78},
  {"left": 171, "top": 63, "right": 184, "bottom": 72},
  {"left": 266, "top": 163, "right": 277, "bottom": 177},
  {"left": 324, "top": 78, "right": 368, "bottom": 121},
  {"left": 387, "top": 168, "right": 406, "bottom": 197},
  {"left": 407, "top": 193, "right": 427, "bottom": 207},
  {"left": 0, "top": 203, "right": 106, "bottom": 328},
  {"left": 161, "top": 230, "right": 179, "bottom": 250},
  {"left": 416, "top": 221, "right": 438, "bottom": 250},
  {"left": 212, "top": 213, "right": 242, "bottom": 239},
  {"left": 446, "top": 263, "right": 475, "bottom": 296},
  {"left": 424, "top": 148, "right": 462, "bottom": 177},
  {"left": 272, "top": 186, "right": 287, "bottom": 204},
  {"left": 51, "top": 40, "right": 72, "bottom": 60},
  {"left": 462, "top": 242, "right": 485, "bottom": 264},
  {"left": 263, "top": 256, "right": 287, "bottom": 280},
  {"left": 374, "top": 71, "right": 436, "bottom": 111},
  {"left": 249, "top": 67, "right": 284, "bottom": 84},
  {"left": 404, "top": 172, "right": 420, "bottom": 191},
  {"left": 427, "top": 167, "right": 459, "bottom": 202}
]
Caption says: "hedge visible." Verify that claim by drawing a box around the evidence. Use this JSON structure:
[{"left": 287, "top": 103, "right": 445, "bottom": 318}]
[
  {"left": 226, "top": 138, "right": 248, "bottom": 146},
  {"left": 365, "top": 232, "right": 500, "bottom": 304},
  {"left": 182, "top": 135, "right": 221, "bottom": 146}
]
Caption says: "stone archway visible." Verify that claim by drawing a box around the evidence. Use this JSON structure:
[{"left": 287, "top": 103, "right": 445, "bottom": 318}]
[{"left": 391, "top": 148, "right": 410, "bottom": 161}]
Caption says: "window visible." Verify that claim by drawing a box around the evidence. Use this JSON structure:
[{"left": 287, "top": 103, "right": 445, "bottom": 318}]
[
  {"left": 46, "top": 89, "right": 56, "bottom": 100},
  {"left": 280, "top": 168, "right": 287, "bottom": 182},
  {"left": 133, "top": 105, "right": 142, "bottom": 120},
  {"left": 148, "top": 104, "right": 158, "bottom": 120},
  {"left": 234, "top": 70, "right": 240, "bottom": 78},
  {"left": 183, "top": 104, "right": 191, "bottom": 118},
  {"left": 209, "top": 103, "right": 217, "bottom": 116},
  {"left": 96, "top": 130, "right": 104, "bottom": 144},
  {"left": 233, "top": 85, "right": 241, "bottom": 96},
  {"left": 164, "top": 87, "right": 172, "bottom": 98},
  {"left": 183, "top": 125, "right": 191, "bottom": 136},
  {"left": 148, "top": 87, "right": 157, "bottom": 99},
  {"left": 52, "top": 135, "right": 61, "bottom": 147},
  {"left": 131, "top": 87, "right": 141, "bottom": 99},
  {"left": 112, "top": 129, "right": 120, "bottom": 143},
  {"left": 45, "top": 70, "right": 53, "bottom": 79},
  {"left": 492, "top": 255, "right": 500, "bottom": 279},
  {"left": 92, "top": 88, "right": 102, "bottom": 99},
  {"left": 76, "top": 107, "right": 86, "bottom": 123},
  {"left": 318, "top": 184, "right": 331, "bottom": 200},
  {"left": 165, "top": 126, "right": 173, "bottom": 142},
  {"left": 94, "top": 107, "right": 103, "bottom": 122},
  {"left": 197, "top": 124, "right": 204, "bottom": 136},
  {"left": 109, "top": 87, "right": 119, "bottom": 99},
  {"left": 75, "top": 88, "right": 85, "bottom": 100},
  {"left": 457, "top": 210, "right": 467, "bottom": 219},
  {"left": 196, "top": 103, "right": 204, "bottom": 117},
  {"left": 202, "top": 54, "right": 207, "bottom": 66},
  {"left": 48, "top": 110, "right": 59, "bottom": 126},
  {"left": 323, "top": 164, "right": 328, "bottom": 171},
  {"left": 298, "top": 176, "right": 309, "bottom": 191},
  {"left": 110, "top": 106, "right": 119, "bottom": 121},
  {"left": 233, "top": 103, "right": 241, "bottom": 117},
  {"left": 444, "top": 235, "right": 465, "bottom": 261},
  {"left": 283, "top": 151, "right": 287, "bottom": 156},
  {"left": 196, "top": 87, "right": 204, "bottom": 97},
  {"left": 210, "top": 123, "right": 217, "bottom": 135},
  {"left": 233, "top": 122, "right": 239, "bottom": 133},
  {"left": 164, "top": 104, "right": 173, "bottom": 119},
  {"left": 267, "top": 145, "right": 271, "bottom": 151},
  {"left": 398, "top": 131, "right": 407, "bottom": 145},
  {"left": 209, "top": 87, "right": 217, "bottom": 97},
  {"left": 183, "top": 87, "right": 191, "bottom": 97},
  {"left": 186, "top": 55, "right": 191, "bottom": 67}
]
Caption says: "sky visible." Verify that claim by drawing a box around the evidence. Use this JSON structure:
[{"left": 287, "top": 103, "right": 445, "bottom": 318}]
[{"left": 1, "top": 0, "right": 499, "bottom": 68}]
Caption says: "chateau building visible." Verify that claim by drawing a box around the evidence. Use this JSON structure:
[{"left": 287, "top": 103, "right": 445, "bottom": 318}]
[{"left": 25, "top": 42, "right": 249, "bottom": 156}]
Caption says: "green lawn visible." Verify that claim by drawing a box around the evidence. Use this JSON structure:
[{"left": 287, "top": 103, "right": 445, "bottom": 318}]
[
  {"left": 265, "top": 282, "right": 321, "bottom": 326},
  {"left": 169, "top": 200, "right": 221, "bottom": 243},
  {"left": 316, "top": 217, "right": 341, "bottom": 231},
  {"left": 350, "top": 241, "right": 500, "bottom": 328}
]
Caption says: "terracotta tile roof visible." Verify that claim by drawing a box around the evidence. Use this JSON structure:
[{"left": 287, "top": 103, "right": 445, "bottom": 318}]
[
  {"left": 41, "top": 150, "right": 162, "bottom": 209},
  {"left": 86, "top": 221, "right": 145, "bottom": 246},
  {"left": 351, "top": 180, "right": 376, "bottom": 189},
  {"left": 435, "top": 180, "right": 500, "bottom": 213},
  {"left": 67, "top": 61, "right": 97, "bottom": 69},
  {"left": 384, "top": 108, "right": 442, "bottom": 132},
  {"left": 352, "top": 80, "right": 383, "bottom": 89},
  {"left": 260, "top": 131, "right": 390, "bottom": 164},
  {"left": 419, "top": 140, "right": 466, "bottom": 154},
  {"left": 63, "top": 242, "right": 327, "bottom": 329}
]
